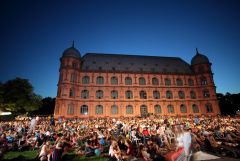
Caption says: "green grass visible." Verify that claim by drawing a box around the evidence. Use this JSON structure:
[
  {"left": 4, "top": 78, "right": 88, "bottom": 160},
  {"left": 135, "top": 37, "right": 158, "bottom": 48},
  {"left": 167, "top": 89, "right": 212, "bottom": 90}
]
[
  {"left": 71, "top": 155, "right": 108, "bottom": 161},
  {"left": 3, "top": 150, "right": 38, "bottom": 161},
  {"left": 2, "top": 150, "right": 108, "bottom": 161}
]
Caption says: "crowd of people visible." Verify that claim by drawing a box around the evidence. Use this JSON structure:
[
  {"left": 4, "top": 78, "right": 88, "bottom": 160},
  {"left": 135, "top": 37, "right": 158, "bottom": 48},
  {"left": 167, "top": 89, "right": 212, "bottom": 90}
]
[{"left": 0, "top": 114, "right": 240, "bottom": 161}]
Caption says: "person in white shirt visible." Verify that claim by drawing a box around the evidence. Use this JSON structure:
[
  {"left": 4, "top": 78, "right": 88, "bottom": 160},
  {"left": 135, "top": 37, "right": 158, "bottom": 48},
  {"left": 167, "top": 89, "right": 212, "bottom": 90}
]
[
  {"left": 182, "top": 128, "right": 192, "bottom": 159},
  {"left": 36, "top": 116, "right": 40, "bottom": 122},
  {"left": 174, "top": 126, "right": 191, "bottom": 161}
]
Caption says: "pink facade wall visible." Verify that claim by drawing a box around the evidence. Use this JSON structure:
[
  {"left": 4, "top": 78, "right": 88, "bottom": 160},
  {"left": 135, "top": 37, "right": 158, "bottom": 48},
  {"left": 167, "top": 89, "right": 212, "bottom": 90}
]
[{"left": 54, "top": 56, "right": 220, "bottom": 118}]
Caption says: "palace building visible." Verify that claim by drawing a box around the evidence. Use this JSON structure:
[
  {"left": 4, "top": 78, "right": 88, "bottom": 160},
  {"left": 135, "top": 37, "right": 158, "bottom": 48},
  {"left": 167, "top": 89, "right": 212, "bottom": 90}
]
[{"left": 54, "top": 44, "right": 220, "bottom": 118}]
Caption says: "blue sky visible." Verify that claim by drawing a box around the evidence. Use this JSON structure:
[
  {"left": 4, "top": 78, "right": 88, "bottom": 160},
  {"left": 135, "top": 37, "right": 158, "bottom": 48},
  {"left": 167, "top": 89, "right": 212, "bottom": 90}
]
[{"left": 0, "top": 0, "right": 240, "bottom": 97}]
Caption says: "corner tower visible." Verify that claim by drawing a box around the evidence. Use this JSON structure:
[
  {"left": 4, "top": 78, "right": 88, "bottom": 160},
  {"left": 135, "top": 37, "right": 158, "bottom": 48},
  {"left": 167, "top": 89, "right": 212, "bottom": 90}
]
[
  {"left": 54, "top": 42, "right": 81, "bottom": 117},
  {"left": 191, "top": 48, "right": 220, "bottom": 115}
]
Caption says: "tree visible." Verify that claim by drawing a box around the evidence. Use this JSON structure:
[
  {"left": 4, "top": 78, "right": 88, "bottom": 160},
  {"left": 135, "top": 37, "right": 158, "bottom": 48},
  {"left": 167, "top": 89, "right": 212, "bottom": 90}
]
[
  {"left": 32, "top": 97, "right": 55, "bottom": 115},
  {"left": 0, "top": 77, "right": 42, "bottom": 114},
  {"left": 0, "top": 82, "right": 3, "bottom": 107},
  {"left": 217, "top": 92, "right": 240, "bottom": 115}
]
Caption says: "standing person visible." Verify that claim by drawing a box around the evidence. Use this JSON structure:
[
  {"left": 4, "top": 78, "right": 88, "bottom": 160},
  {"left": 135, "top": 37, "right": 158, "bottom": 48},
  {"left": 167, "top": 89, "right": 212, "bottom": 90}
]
[
  {"left": 29, "top": 117, "right": 36, "bottom": 134},
  {"left": 175, "top": 126, "right": 184, "bottom": 154},
  {"left": 36, "top": 115, "right": 40, "bottom": 123},
  {"left": 182, "top": 128, "right": 192, "bottom": 161}
]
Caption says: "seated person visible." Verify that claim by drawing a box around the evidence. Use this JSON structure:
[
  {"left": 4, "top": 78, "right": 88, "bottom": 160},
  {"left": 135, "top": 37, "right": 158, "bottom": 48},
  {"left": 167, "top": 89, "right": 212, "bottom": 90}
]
[
  {"left": 18, "top": 135, "right": 30, "bottom": 151},
  {"left": 109, "top": 140, "right": 123, "bottom": 161},
  {"left": 85, "top": 139, "right": 95, "bottom": 156},
  {"left": 138, "top": 144, "right": 152, "bottom": 161},
  {"left": 38, "top": 141, "right": 51, "bottom": 161},
  {"left": 51, "top": 142, "right": 64, "bottom": 161}
]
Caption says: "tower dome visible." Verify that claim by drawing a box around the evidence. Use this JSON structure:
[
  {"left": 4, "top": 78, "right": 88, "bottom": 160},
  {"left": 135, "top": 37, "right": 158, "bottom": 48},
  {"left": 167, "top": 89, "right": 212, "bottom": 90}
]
[
  {"left": 191, "top": 48, "right": 210, "bottom": 65},
  {"left": 62, "top": 42, "right": 81, "bottom": 58}
]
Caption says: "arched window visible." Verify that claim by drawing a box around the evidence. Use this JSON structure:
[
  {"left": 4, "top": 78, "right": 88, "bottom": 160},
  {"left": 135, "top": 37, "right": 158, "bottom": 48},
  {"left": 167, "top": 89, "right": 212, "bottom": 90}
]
[
  {"left": 140, "top": 90, "right": 147, "bottom": 99},
  {"left": 154, "top": 105, "right": 162, "bottom": 114},
  {"left": 190, "top": 91, "right": 196, "bottom": 99},
  {"left": 200, "top": 76, "right": 208, "bottom": 85},
  {"left": 111, "top": 105, "right": 118, "bottom": 114},
  {"left": 165, "top": 78, "right": 171, "bottom": 86},
  {"left": 167, "top": 105, "right": 174, "bottom": 114},
  {"left": 203, "top": 89, "right": 210, "bottom": 98},
  {"left": 166, "top": 90, "right": 173, "bottom": 99},
  {"left": 153, "top": 91, "right": 160, "bottom": 99},
  {"left": 111, "top": 90, "right": 118, "bottom": 99},
  {"left": 111, "top": 76, "right": 118, "bottom": 85},
  {"left": 139, "top": 77, "right": 146, "bottom": 85},
  {"left": 125, "top": 77, "right": 132, "bottom": 85},
  {"left": 206, "top": 103, "right": 213, "bottom": 113},
  {"left": 192, "top": 104, "right": 199, "bottom": 113},
  {"left": 96, "top": 105, "right": 103, "bottom": 114},
  {"left": 70, "top": 73, "right": 77, "bottom": 83},
  {"left": 81, "top": 90, "right": 89, "bottom": 99},
  {"left": 152, "top": 77, "right": 159, "bottom": 85},
  {"left": 96, "top": 76, "right": 104, "bottom": 84},
  {"left": 69, "top": 88, "right": 75, "bottom": 97},
  {"left": 82, "top": 76, "right": 90, "bottom": 84},
  {"left": 67, "top": 104, "right": 74, "bottom": 115},
  {"left": 80, "top": 105, "right": 88, "bottom": 115},
  {"left": 55, "top": 105, "right": 59, "bottom": 115},
  {"left": 96, "top": 90, "right": 103, "bottom": 99},
  {"left": 178, "top": 91, "right": 185, "bottom": 99},
  {"left": 126, "top": 105, "right": 133, "bottom": 114},
  {"left": 176, "top": 78, "right": 183, "bottom": 86},
  {"left": 188, "top": 78, "right": 194, "bottom": 86},
  {"left": 180, "top": 104, "right": 187, "bottom": 113},
  {"left": 125, "top": 90, "right": 133, "bottom": 99}
]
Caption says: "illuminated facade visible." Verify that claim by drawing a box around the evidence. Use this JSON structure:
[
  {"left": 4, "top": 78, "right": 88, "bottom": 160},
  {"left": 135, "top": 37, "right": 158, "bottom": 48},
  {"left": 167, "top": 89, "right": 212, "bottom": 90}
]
[{"left": 54, "top": 45, "right": 220, "bottom": 118}]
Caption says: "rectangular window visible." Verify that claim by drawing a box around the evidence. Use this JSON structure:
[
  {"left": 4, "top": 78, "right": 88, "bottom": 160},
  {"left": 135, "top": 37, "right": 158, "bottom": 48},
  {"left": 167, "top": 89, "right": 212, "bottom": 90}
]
[
  {"left": 70, "top": 73, "right": 77, "bottom": 83},
  {"left": 67, "top": 104, "right": 74, "bottom": 115},
  {"left": 126, "top": 106, "right": 133, "bottom": 114},
  {"left": 55, "top": 105, "right": 59, "bottom": 115},
  {"left": 96, "top": 106, "right": 103, "bottom": 114},
  {"left": 111, "top": 106, "right": 118, "bottom": 114}
]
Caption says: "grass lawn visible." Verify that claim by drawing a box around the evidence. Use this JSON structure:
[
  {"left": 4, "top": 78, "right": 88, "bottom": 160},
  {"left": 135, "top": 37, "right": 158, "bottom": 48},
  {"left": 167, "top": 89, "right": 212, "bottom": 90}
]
[
  {"left": 2, "top": 150, "right": 108, "bottom": 161},
  {"left": 3, "top": 150, "right": 38, "bottom": 161}
]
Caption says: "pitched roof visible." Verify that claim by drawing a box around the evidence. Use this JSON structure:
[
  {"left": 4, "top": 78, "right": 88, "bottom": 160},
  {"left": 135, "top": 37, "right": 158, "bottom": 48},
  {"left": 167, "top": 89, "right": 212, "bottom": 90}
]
[{"left": 81, "top": 53, "right": 193, "bottom": 74}]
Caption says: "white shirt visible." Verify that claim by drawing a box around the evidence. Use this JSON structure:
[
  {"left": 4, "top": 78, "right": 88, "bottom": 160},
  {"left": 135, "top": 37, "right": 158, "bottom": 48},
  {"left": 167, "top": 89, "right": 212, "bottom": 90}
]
[
  {"left": 183, "top": 131, "right": 192, "bottom": 155},
  {"left": 176, "top": 134, "right": 184, "bottom": 147},
  {"left": 36, "top": 116, "right": 39, "bottom": 121}
]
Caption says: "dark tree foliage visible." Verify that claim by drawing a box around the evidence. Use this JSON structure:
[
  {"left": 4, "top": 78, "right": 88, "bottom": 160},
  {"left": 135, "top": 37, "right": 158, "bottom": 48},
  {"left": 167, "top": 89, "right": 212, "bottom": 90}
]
[
  {"left": 32, "top": 97, "right": 55, "bottom": 115},
  {"left": 0, "top": 82, "right": 3, "bottom": 105},
  {"left": 0, "top": 77, "right": 42, "bottom": 114},
  {"left": 217, "top": 92, "right": 240, "bottom": 115}
]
